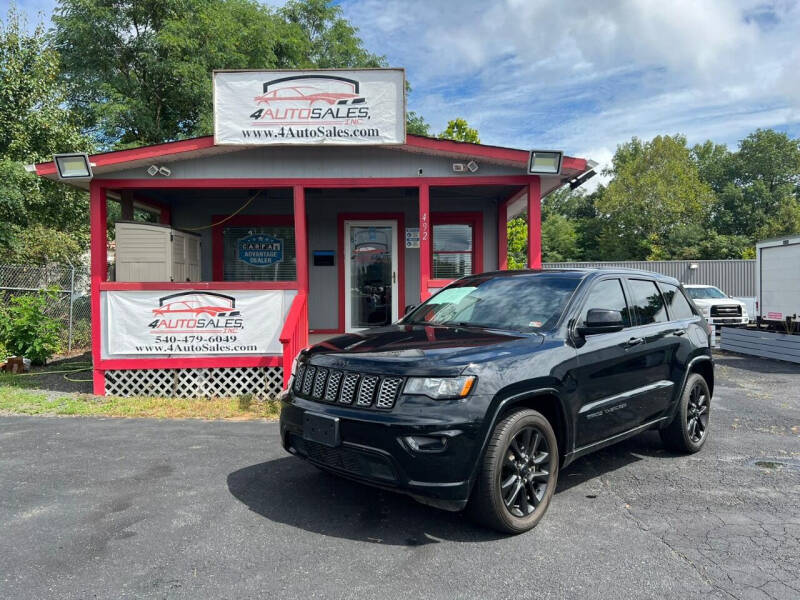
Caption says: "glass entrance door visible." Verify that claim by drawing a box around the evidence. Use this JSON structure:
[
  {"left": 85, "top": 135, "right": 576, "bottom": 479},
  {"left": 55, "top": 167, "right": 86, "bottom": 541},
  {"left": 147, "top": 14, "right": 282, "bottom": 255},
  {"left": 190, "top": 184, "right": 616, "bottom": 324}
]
[{"left": 344, "top": 220, "right": 398, "bottom": 331}]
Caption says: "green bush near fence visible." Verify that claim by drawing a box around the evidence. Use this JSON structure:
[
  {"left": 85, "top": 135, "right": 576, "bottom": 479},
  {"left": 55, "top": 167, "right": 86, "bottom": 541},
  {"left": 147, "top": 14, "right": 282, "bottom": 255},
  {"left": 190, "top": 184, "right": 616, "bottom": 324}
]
[{"left": 0, "top": 291, "right": 63, "bottom": 364}]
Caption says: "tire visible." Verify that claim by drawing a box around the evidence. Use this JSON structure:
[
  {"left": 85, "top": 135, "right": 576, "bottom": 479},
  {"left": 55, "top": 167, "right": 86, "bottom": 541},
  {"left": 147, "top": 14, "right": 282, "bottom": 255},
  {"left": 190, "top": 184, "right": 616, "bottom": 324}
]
[
  {"left": 468, "top": 408, "right": 559, "bottom": 534},
  {"left": 660, "top": 373, "right": 711, "bottom": 453}
]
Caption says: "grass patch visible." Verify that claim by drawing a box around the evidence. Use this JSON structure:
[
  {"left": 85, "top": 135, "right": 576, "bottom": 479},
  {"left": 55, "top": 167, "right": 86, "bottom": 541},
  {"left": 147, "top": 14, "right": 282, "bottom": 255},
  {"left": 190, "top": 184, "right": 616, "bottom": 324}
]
[{"left": 0, "top": 386, "right": 281, "bottom": 420}]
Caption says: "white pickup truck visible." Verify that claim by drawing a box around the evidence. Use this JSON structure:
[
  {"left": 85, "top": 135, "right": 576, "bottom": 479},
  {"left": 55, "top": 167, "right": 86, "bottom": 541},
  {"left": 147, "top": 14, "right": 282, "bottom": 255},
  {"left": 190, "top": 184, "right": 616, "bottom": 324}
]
[{"left": 684, "top": 284, "right": 749, "bottom": 327}]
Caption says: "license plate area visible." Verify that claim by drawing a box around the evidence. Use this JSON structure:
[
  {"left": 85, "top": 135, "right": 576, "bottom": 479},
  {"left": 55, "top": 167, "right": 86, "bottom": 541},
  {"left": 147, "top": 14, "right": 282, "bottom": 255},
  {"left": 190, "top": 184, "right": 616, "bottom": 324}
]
[{"left": 303, "top": 412, "right": 340, "bottom": 447}]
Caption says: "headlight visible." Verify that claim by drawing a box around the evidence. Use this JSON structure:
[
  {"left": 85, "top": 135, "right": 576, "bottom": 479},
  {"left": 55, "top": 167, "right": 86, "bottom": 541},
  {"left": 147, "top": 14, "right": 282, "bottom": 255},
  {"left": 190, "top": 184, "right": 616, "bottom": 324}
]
[
  {"left": 701, "top": 307, "right": 710, "bottom": 316},
  {"left": 403, "top": 376, "right": 476, "bottom": 399}
]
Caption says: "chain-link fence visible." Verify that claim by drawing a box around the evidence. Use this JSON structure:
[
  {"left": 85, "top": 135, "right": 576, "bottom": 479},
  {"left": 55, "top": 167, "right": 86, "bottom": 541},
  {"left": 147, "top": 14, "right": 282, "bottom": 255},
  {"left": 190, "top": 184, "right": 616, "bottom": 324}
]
[{"left": 0, "top": 263, "right": 92, "bottom": 353}]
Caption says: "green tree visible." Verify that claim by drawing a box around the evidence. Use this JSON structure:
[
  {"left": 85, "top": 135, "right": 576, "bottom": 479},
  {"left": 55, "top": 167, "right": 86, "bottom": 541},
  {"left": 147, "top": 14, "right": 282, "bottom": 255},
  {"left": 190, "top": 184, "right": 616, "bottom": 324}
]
[
  {"left": 54, "top": 0, "right": 386, "bottom": 147},
  {"left": 507, "top": 217, "right": 527, "bottom": 269},
  {"left": 406, "top": 111, "right": 431, "bottom": 136},
  {"left": 596, "top": 135, "right": 715, "bottom": 260},
  {"left": 0, "top": 8, "right": 90, "bottom": 261},
  {"left": 541, "top": 214, "right": 578, "bottom": 262},
  {"left": 438, "top": 117, "right": 480, "bottom": 143},
  {"left": 700, "top": 129, "right": 800, "bottom": 248}
]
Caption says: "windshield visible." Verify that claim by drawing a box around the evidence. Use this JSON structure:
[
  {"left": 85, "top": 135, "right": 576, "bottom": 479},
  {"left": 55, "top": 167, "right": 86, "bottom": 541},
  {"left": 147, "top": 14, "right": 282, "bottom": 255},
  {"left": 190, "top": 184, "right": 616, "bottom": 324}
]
[
  {"left": 686, "top": 286, "right": 727, "bottom": 299},
  {"left": 404, "top": 274, "right": 581, "bottom": 332}
]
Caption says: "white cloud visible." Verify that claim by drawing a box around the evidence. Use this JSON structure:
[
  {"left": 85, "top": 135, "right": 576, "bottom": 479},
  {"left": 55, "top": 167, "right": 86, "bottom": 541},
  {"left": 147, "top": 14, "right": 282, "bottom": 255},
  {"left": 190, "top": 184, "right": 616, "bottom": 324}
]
[{"left": 341, "top": 0, "right": 800, "bottom": 165}]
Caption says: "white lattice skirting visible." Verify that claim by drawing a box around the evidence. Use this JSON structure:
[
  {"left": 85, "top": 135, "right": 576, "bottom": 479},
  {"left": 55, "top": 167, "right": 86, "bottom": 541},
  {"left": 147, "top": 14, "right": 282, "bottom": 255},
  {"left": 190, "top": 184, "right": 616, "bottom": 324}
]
[{"left": 104, "top": 367, "right": 284, "bottom": 400}]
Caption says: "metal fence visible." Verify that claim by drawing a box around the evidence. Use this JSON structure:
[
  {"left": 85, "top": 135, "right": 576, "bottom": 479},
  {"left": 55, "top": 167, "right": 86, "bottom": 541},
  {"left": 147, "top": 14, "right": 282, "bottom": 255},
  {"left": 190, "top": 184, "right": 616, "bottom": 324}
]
[
  {"left": 0, "top": 263, "right": 91, "bottom": 353},
  {"left": 543, "top": 260, "right": 756, "bottom": 297}
]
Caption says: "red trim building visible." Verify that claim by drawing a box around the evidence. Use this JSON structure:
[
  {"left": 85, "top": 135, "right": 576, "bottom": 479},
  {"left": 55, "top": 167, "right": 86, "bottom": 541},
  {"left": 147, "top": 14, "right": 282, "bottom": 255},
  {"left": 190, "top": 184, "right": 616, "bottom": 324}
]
[{"left": 36, "top": 134, "right": 591, "bottom": 398}]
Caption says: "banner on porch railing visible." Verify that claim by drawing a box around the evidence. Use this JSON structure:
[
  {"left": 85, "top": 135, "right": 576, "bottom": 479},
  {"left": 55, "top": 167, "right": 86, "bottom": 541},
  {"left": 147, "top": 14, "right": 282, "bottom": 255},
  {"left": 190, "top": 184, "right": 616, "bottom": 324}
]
[
  {"left": 213, "top": 68, "right": 406, "bottom": 146},
  {"left": 105, "top": 290, "right": 290, "bottom": 355}
]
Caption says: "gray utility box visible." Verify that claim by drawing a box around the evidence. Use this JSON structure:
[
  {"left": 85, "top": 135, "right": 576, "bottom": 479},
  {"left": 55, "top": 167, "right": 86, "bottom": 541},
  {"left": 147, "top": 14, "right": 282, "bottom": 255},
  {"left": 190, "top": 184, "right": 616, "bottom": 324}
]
[
  {"left": 115, "top": 221, "right": 201, "bottom": 282},
  {"left": 756, "top": 234, "right": 800, "bottom": 323}
]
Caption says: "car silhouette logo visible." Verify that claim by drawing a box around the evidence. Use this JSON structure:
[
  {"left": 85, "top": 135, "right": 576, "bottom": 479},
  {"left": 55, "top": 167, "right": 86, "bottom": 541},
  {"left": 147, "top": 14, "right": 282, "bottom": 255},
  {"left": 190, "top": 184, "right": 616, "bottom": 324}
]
[
  {"left": 254, "top": 75, "right": 365, "bottom": 107},
  {"left": 152, "top": 292, "right": 240, "bottom": 318}
]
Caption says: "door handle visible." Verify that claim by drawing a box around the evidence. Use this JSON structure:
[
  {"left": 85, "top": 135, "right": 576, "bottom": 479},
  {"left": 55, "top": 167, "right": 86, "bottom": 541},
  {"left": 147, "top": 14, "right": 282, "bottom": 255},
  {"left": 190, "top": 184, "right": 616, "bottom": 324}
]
[
  {"left": 392, "top": 271, "right": 396, "bottom": 284},
  {"left": 673, "top": 329, "right": 686, "bottom": 336},
  {"left": 625, "top": 337, "right": 644, "bottom": 348}
]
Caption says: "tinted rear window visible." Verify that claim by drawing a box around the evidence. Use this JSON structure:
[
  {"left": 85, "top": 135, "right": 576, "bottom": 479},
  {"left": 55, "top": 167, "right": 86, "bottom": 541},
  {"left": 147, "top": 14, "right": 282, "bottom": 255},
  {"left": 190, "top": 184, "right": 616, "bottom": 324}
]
[
  {"left": 628, "top": 279, "right": 668, "bottom": 325},
  {"left": 661, "top": 283, "right": 697, "bottom": 320}
]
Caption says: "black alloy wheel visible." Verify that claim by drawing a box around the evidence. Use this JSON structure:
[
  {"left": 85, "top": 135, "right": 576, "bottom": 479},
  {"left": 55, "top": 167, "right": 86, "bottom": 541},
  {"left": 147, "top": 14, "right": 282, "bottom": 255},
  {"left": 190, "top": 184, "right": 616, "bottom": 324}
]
[
  {"left": 660, "top": 372, "right": 711, "bottom": 453},
  {"left": 469, "top": 408, "right": 559, "bottom": 534},
  {"left": 686, "top": 380, "right": 709, "bottom": 444},
  {"left": 501, "top": 426, "right": 552, "bottom": 517}
]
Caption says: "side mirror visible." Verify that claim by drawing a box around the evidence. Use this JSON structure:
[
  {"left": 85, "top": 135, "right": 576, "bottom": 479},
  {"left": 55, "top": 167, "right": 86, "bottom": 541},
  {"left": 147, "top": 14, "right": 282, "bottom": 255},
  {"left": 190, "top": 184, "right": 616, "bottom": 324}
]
[
  {"left": 404, "top": 304, "right": 417, "bottom": 316},
  {"left": 577, "top": 308, "right": 625, "bottom": 335}
]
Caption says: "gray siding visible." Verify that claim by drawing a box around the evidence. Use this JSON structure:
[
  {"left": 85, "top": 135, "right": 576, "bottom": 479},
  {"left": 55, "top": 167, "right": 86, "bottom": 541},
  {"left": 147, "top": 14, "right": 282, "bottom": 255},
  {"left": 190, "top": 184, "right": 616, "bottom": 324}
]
[
  {"left": 544, "top": 260, "right": 755, "bottom": 297},
  {"left": 149, "top": 187, "right": 499, "bottom": 331},
  {"left": 99, "top": 145, "right": 526, "bottom": 180}
]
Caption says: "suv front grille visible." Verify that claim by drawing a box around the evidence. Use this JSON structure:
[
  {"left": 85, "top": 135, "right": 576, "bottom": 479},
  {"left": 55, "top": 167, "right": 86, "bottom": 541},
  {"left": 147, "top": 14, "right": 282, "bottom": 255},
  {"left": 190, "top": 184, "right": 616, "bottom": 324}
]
[
  {"left": 710, "top": 304, "right": 742, "bottom": 317},
  {"left": 356, "top": 375, "right": 379, "bottom": 406},
  {"left": 339, "top": 373, "right": 360, "bottom": 404},
  {"left": 324, "top": 370, "right": 343, "bottom": 402},
  {"left": 293, "top": 363, "right": 402, "bottom": 410},
  {"left": 377, "top": 377, "right": 403, "bottom": 409}
]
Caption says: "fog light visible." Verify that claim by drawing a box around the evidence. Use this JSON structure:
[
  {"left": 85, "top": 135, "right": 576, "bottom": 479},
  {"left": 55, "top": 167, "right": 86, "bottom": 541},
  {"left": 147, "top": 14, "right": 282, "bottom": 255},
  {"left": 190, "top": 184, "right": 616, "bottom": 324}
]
[{"left": 403, "top": 435, "right": 448, "bottom": 453}]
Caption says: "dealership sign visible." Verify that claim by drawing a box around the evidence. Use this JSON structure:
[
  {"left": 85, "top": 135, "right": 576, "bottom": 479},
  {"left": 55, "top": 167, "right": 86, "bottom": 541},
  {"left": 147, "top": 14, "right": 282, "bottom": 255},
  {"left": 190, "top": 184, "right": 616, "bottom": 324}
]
[
  {"left": 105, "top": 290, "right": 290, "bottom": 355},
  {"left": 213, "top": 69, "right": 405, "bottom": 145},
  {"left": 237, "top": 233, "right": 283, "bottom": 266}
]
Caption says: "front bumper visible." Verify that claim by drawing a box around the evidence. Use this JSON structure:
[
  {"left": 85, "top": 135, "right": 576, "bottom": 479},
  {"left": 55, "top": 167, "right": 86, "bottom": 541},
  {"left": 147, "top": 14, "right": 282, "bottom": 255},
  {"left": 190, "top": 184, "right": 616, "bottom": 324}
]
[{"left": 279, "top": 392, "right": 487, "bottom": 511}]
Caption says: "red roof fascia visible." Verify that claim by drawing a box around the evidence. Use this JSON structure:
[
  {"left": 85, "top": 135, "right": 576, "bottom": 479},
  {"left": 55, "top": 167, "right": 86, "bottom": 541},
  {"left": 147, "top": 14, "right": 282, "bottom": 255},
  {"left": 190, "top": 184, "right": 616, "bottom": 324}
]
[{"left": 35, "top": 134, "right": 587, "bottom": 176}]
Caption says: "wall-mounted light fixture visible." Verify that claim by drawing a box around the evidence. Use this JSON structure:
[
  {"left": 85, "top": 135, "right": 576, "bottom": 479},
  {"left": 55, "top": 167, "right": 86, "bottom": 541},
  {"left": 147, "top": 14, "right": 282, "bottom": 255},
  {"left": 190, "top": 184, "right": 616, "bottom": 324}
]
[
  {"left": 53, "top": 153, "right": 93, "bottom": 180},
  {"left": 466, "top": 160, "right": 479, "bottom": 173},
  {"left": 689, "top": 262, "right": 699, "bottom": 270},
  {"left": 528, "top": 150, "right": 563, "bottom": 175},
  {"left": 452, "top": 163, "right": 465, "bottom": 172}
]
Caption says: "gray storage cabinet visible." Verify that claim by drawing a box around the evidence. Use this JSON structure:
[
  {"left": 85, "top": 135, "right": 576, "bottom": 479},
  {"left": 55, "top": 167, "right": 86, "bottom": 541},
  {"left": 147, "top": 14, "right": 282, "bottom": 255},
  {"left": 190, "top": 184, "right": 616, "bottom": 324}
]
[{"left": 115, "top": 221, "right": 201, "bottom": 282}]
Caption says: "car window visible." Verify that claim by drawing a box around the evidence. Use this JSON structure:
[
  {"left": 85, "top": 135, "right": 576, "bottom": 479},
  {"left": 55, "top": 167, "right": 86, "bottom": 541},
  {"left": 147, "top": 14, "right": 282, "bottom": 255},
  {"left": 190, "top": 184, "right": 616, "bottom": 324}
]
[
  {"left": 404, "top": 274, "right": 580, "bottom": 332},
  {"left": 660, "top": 283, "right": 697, "bottom": 320},
  {"left": 579, "top": 279, "right": 631, "bottom": 327},
  {"left": 628, "top": 279, "right": 668, "bottom": 325}
]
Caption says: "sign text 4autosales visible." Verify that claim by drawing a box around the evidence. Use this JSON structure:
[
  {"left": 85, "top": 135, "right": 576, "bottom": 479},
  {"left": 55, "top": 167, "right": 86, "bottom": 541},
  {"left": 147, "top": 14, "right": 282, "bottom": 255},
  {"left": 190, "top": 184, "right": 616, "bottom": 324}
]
[
  {"left": 104, "top": 290, "right": 291, "bottom": 356},
  {"left": 213, "top": 69, "right": 405, "bottom": 145}
]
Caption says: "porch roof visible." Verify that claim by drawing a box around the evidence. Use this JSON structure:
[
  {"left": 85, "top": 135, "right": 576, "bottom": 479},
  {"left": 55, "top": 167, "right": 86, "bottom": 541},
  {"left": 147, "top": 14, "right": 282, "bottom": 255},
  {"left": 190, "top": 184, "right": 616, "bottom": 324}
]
[{"left": 32, "top": 134, "right": 589, "bottom": 187}]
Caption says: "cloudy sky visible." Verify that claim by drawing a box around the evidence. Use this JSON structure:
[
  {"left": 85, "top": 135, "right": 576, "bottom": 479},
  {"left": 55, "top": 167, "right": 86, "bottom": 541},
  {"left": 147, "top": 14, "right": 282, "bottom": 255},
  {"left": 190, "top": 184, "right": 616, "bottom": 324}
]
[{"left": 5, "top": 0, "right": 800, "bottom": 174}]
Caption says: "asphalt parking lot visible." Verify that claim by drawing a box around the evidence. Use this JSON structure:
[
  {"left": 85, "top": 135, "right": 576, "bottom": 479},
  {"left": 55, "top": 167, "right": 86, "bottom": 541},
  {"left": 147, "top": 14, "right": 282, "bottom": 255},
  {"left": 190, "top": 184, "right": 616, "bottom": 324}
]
[{"left": 1, "top": 352, "right": 799, "bottom": 600}]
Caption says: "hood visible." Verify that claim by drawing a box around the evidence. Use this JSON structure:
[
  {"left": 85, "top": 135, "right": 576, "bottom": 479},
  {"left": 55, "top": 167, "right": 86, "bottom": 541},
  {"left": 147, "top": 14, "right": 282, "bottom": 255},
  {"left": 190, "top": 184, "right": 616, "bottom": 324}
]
[
  {"left": 303, "top": 324, "right": 541, "bottom": 376},
  {"left": 691, "top": 297, "right": 745, "bottom": 307}
]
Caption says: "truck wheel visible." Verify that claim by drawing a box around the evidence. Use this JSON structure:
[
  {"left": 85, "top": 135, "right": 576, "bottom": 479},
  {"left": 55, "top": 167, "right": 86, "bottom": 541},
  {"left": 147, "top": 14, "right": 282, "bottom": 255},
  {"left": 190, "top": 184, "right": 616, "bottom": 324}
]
[
  {"left": 468, "top": 408, "right": 558, "bottom": 534},
  {"left": 660, "top": 373, "right": 711, "bottom": 453}
]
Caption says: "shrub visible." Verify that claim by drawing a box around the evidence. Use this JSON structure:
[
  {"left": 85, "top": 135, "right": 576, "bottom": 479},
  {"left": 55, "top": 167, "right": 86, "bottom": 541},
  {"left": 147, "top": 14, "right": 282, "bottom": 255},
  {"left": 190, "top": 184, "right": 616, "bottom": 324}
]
[{"left": 0, "top": 291, "right": 63, "bottom": 364}]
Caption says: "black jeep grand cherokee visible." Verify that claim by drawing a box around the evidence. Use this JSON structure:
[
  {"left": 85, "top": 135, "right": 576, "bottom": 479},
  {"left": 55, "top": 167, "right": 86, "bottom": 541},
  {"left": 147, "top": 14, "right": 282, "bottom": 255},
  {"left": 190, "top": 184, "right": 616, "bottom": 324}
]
[{"left": 279, "top": 269, "right": 713, "bottom": 533}]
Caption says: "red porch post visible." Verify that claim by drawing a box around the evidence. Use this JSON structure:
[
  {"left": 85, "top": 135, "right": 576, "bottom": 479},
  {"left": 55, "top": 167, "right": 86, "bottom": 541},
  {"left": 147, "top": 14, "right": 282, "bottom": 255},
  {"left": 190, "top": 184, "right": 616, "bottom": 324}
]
[
  {"left": 527, "top": 177, "right": 542, "bottom": 269},
  {"left": 292, "top": 185, "right": 309, "bottom": 356},
  {"left": 293, "top": 186, "right": 309, "bottom": 294},
  {"left": 89, "top": 181, "right": 107, "bottom": 395},
  {"left": 419, "top": 184, "right": 431, "bottom": 301},
  {"left": 498, "top": 198, "right": 508, "bottom": 270}
]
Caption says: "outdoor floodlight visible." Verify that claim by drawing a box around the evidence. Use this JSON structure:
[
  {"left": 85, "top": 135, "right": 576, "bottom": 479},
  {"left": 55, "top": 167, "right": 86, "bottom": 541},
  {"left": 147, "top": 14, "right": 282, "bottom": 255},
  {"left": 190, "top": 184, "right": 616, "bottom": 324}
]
[
  {"left": 527, "top": 150, "right": 563, "bottom": 175},
  {"left": 689, "top": 263, "right": 699, "bottom": 270},
  {"left": 53, "top": 153, "right": 93, "bottom": 180}
]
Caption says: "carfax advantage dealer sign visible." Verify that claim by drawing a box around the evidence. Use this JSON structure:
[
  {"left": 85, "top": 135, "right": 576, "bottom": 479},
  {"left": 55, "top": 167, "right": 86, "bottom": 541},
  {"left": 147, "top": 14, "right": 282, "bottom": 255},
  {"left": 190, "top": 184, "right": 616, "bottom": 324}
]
[{"left": 213, "top": 69, "right": 406, "bottom": 145}]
